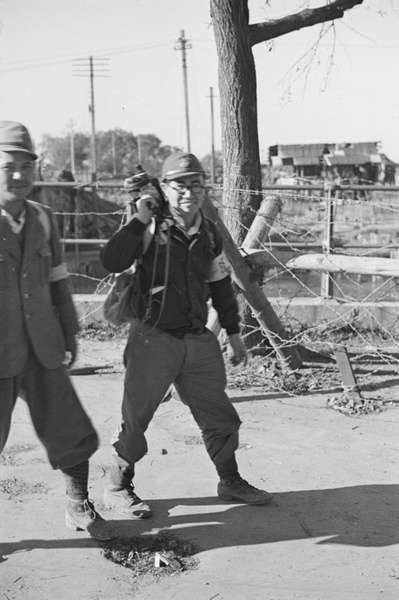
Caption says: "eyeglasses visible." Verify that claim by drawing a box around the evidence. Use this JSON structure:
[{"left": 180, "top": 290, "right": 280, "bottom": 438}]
[{"left": 167, "top": 182, "right": 205, "bottom": 195}]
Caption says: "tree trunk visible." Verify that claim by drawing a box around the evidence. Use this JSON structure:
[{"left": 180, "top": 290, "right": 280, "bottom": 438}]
[
  {"left": 210, "top": 0, "right": 262, "bottom": 244},
  {"left": 210, "top": 0, "right": 365, "bottom": 350}
]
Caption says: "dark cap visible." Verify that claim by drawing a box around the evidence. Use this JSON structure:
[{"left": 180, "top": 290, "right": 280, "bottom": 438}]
[
  {"left": 162, "top": 152, "right": 205, "bottom": 180},
  {"left": 0, "top": 121, "right": 38, "bottom": 160}
]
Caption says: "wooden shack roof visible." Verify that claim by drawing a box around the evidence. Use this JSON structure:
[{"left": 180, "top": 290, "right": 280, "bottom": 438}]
[{"left": 270, "top": 142, "right": 397, "bottom": 167}]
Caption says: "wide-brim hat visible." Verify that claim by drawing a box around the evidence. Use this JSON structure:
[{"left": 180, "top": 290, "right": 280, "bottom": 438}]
[
  {"left": 0, "top": 121, "right": 38, "bottom": 159},
  {"left": 162, "top": 152, "right": 205, "bottom": 180}
]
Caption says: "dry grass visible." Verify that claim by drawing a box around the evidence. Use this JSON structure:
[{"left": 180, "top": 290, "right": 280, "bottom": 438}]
[{"left": 102, "top": 531, "right": 198, "bottom": 581}]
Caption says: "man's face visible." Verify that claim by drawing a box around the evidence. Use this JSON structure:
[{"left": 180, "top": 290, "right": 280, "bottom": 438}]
[
  {"left": 162, "top": 173, "right": 205, "bottom": 222},
  {"left": 0, "top": 151, "right": 35, "bottom": 208}
]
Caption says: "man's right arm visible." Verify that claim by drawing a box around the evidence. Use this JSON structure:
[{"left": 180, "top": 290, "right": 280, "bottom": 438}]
[
  {"left": 100, "top": 218, "right": 148, "bottom": 273},
  {"left": 100, "top": 194, "right": 157, "bottom": 273}
]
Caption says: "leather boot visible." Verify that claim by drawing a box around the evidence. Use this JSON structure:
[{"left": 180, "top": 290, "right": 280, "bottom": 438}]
[{"left": 103, "top": 455, "right": 151, "bottom": 519}]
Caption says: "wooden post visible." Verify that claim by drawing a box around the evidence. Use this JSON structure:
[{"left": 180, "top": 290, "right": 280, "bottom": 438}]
[
  {"left": 75, "top": 189, "right": 81, "bottom": 265},
  {"left": 241, "top": 195, "right": 282, "bottom": 251},
  {"left": 203, "top": 196, "right": 302, "bottom": 370},
  {"left": 286, "top": 253, "right": 399, "bottom": 277},
  {"left": 92, "top": 186, "right": 99, "bottom": 238},
  {"left": 321, "top": 183, "right": 335, "bottom": 298},
  {"left": 207, "top": 195, "right": 283, "bottom": 343},
  {"left": 333, "top": 345, "right": 362, "bottom": 404}
]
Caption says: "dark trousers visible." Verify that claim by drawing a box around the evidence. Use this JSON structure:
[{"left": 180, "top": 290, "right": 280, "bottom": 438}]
[
  {"left": 111, "top": 321, "right": 241, "bottom": 478},
  {"left": 0, "top": 348, "right": 98, "bottom": 469}
]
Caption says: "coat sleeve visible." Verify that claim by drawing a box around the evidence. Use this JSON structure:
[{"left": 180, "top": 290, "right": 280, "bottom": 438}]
[
  {"left": 208, "top": 276, "right": 241, "bottom": 336},
  {"left": 100, "top": 216, "right": 150, "bottom": 273},
  {"left": 46, "top": 208, "right": 80, "bottom": 336},
  {"left": 205, "top": 220, "right": 241, "bottom": 336}
]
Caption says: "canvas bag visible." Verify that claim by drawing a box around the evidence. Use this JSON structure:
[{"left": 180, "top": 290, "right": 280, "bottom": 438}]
[
  {"left": 103, "top": 269, "right": 138, "bottom": 326},
  {"left": 102, "top": 217, "right": 156, "bottom": 326}
]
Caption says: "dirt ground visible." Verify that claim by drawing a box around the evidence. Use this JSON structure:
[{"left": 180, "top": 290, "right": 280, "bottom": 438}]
[{"left": 1, "top": 337, "right": 399, "bottom": 600}]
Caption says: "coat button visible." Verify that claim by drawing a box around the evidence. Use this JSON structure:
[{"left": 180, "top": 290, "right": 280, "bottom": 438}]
[{"left": 24, "top": 293, "right": 29, "bottom": 299}]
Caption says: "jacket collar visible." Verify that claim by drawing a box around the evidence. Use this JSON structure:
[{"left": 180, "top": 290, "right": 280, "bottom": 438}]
[
  {"left": 0, "top": 206, "right": 26, "bottom": 234},
  {"left": 160, "top": 210, "right": 203, "bottom": 238},
  {"left": 0, "top": 199, "right": 48, "bottom": 262}
]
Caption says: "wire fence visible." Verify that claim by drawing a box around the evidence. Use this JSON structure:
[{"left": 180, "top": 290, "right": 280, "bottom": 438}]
[{"left": 33, "top": 180, "right": 399, "bottom": 402}]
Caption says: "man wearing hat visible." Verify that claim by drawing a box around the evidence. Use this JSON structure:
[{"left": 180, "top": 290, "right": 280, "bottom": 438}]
[
  {"left": 100, "top": 151, "right": 273, "bottom": 519},
  {"left": 0, "top": 121, "right": 113, "bottom": 540}
]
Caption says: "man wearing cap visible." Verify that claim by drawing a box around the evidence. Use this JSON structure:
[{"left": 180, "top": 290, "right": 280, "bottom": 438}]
[
  {"left": 0, "top": 121, "right": 113, "bottom": 540},
  {"left": 100, "top": 151, "right": 273, "bottom": 518}
]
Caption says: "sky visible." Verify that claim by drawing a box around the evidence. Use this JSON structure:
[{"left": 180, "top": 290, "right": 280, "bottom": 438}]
[{"left": 0, "top": 0, "right": 398, "bottom": 164}]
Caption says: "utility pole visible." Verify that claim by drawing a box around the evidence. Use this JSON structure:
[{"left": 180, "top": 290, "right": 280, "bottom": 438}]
[
  {"left": 88, "top": 55, "right": 96, "bottom": 179},
  {"left": 137, "top": 134, "right": 142, "bottom": 164},
  {"left": 209, "top": 87, "right": 216, "bottom": 184},
  {"left": 72, "top": 56, "right": 110, "bottom": 181},
  {"left": 174, "top": 30, "right": 191, "bottom": 152},
  {"left": 68, "top": 121, "right": 75, "bottom": 176}
]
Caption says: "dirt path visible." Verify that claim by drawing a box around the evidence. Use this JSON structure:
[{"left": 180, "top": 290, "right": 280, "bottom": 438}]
[{"left": 1, "top": 339, "right": 398, "bottom": 599}]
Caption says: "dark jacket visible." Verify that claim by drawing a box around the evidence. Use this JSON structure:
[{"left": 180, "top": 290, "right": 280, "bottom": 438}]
[
  {"left": 0, "top": 200, "right": 79, "bottom": 378},
  {"left": 100, "top": 212, "right": 240, "bottom": 334}
]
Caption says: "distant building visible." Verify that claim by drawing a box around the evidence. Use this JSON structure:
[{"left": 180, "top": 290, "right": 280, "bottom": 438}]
[{"left": 263, "top": 142, "right": 398, "bottom": 185}]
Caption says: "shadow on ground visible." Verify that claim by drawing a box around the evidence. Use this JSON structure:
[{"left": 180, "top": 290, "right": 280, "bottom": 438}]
[{"left": 1, "top": 483, "right": 398, "bottom": 563}]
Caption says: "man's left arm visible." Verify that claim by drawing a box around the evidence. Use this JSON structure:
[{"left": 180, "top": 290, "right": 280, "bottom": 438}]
[
  {"left": 47, "top": 209, "right": 80, "bottom": 365},
  {"left": 207, "top": 250, "right": 248, "bottom": 366}
]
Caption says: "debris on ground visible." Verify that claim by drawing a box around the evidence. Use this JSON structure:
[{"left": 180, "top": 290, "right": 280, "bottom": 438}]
[
  {"left": 0, "top": 444, "right": 38, "bottom": 466},
  {"left": 0, "top": 478, "right": 49, "bottom": 496},
  {"left": 326, "top": 394, "right": 386, "bottom": 416},
  {"left": 102, "top": 531, "right": 198, "bottom": 581},
  {"left": 154, "top": 552, "right": 182, "bottom": 571},
  {"left": 77, "top": 322, "right": 399, "bottom": 402},
  {"left": 69, "top": 365, "right": 114, "bottom": 375},
  {"left": 225, "top": 356, "right": 338, "bottom": 393}
]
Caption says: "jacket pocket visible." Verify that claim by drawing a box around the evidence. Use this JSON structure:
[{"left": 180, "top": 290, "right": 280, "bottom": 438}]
[
  {"left": 36, "top": 246, "right": 51, "bottom": 286},
  {"left": 0, "top": 253, "right": 10, "bottom": 290}
]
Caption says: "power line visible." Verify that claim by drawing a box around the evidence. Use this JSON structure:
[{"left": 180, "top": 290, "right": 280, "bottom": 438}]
[{"left": 0, "top": 41, "right": 173, "bottom": 74}]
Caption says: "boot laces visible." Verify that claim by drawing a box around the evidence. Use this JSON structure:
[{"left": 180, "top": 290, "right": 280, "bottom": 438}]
[
  {"left": 125, "top": 484, "right": 142, "bottom": 505},
  {"left": 229, "top": 477, "right": 258, "bottom": 491}
]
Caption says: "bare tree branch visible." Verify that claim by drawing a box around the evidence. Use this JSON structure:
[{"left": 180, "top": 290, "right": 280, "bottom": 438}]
[
  {"left": 248, "top": 0, "right": 365, "bottom": 46},
  {"left": 279, "top": 21, "right": 337, "bottom": 102}
]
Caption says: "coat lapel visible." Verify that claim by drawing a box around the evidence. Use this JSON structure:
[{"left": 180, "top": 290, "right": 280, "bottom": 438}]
[
  {"left": 0, "top": 214, "right": 23, "bottom": 262},
  {"left": 22, "top": 201, "right": 48, "bottom": 267}
]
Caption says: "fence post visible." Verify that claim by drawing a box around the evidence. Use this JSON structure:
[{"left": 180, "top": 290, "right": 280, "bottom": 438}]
[
  {"left": 321, "top": 182, "right": 336, "bottom": 298},
  {"left": 203, "top": 196, "right": 302, "bottom": 370},
  {"left": 208, "top": 194, "right": 283, "bottom": 338},
  {"left": 74, "top": 189, "right": 81, "bottom": 265},
  {"left": 241, "top": 194, "right": 282, "bottom": 251}
]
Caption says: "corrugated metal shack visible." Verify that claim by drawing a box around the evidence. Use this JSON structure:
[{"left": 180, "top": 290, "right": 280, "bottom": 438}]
[{"left": 264, "top": 142, "right": 398, "bottom": 185}]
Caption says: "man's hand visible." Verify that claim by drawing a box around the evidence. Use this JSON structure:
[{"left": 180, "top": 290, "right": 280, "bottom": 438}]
[
  {"left": 227, "top": 333, "right": 248, "bottom": 367},
  {"left": 65, "top": 334, "right": 78, "bottom": 368},
  {"left": 134, "top": 194, "right": 158, "bottom": 225}
]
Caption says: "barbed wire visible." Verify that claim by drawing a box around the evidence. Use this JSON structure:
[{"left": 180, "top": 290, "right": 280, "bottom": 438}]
[{"left": 53, "top": 182, "right": 399, "bottom": 400}]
